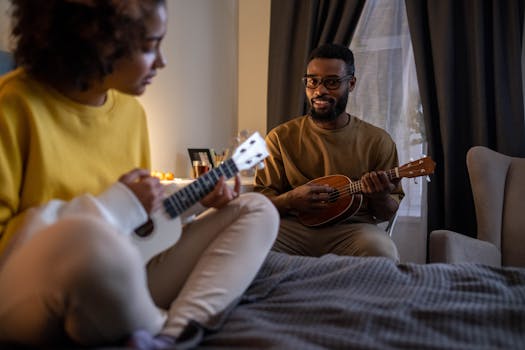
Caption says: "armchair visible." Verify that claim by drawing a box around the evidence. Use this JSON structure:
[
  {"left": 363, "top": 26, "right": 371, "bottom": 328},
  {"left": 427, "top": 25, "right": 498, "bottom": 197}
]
[{"left": 429, "top": 146, "right": 525, "bottom": 267}]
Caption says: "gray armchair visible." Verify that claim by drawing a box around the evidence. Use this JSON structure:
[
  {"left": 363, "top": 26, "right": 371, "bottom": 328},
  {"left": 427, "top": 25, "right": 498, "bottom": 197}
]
[{"left": 429, "top": 146, "right": 525, "bottom": 267}]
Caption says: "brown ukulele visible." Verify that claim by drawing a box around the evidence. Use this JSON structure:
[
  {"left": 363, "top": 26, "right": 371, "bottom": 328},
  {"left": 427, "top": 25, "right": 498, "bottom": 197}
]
[{"left": 297, "top": 156, "right": 436, "bottom": 227}]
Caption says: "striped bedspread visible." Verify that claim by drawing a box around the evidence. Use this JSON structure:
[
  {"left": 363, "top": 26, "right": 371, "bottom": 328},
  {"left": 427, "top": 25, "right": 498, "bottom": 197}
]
[{"left": 183, "top": 251, "right": 525, "bottom": 349}]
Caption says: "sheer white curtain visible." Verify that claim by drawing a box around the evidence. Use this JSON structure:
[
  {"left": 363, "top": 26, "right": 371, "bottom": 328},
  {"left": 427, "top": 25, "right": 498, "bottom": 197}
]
[{"left": 348, "top": 0, "right": 427, "bottom": 263}]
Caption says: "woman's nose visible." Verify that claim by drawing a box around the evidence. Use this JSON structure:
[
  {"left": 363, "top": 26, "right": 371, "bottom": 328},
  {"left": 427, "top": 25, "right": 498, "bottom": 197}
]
[{"left": 154, "top": 50, "right": 167, "bottom": 69}]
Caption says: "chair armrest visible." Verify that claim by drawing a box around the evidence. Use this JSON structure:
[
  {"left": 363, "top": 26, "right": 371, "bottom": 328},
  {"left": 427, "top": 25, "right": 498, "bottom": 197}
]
[{"left": 429, "top": 230, "right": 501, "bottom": 266}]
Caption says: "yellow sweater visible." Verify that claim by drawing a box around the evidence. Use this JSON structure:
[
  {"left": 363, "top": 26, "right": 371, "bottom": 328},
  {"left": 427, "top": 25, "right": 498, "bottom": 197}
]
[{"left": 0, "top": 68, "right": 151, "bottom": 250}]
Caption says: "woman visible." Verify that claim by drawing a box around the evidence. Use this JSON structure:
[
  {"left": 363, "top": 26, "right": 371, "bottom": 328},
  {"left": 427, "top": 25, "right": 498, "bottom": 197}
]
[{"left": 0, "top": 1, "right": 278, "bottom": 348}]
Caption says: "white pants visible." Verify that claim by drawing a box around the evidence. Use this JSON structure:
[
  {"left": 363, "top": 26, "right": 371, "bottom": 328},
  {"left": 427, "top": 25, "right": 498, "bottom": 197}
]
[{"left": 0, "top": 192, "right": 278, "bottom": 347}]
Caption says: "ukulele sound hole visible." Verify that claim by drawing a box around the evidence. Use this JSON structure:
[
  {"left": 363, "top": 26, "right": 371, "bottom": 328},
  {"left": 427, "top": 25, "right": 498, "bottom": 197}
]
[{"left": 135, "top": 218, "right": 154, "bottom": 238}]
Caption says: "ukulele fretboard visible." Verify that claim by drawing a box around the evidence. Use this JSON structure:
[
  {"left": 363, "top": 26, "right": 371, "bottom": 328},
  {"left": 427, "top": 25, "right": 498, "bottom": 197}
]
[
  {"left": 163, "top": 159, "right": 238, "bottom": 218},
  {"left": 348, "top": 168, "right": 399, "bottom": 194}
]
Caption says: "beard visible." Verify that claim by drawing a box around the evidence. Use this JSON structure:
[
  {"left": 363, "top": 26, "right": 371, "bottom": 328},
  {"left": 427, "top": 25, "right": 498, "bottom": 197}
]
[{"left": 308, "top": 90, "right": 349, "bottom": 122}]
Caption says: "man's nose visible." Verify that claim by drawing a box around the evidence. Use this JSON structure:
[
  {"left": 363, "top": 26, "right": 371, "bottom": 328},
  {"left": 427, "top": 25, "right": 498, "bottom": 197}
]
[
  {"left": 313, "top": 82, "right": 329, "bottom": 95},
  {"left": 314, "top": 84, "right": 328, "bottom": 96}
]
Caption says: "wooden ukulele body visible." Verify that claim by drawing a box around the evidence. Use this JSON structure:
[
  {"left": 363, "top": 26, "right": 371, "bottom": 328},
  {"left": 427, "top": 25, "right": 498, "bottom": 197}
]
[
  {"left": 295, "top": 156, "right": 436, "bottom": 228},
  {"left": 298, "top": 175, "right": 363, "bottom": 227}
]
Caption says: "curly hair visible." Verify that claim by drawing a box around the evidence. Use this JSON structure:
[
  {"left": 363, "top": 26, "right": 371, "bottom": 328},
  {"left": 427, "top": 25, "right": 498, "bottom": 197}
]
[
  {"left": 9, "top": 0, "right": 165, "bottom": 90},
  {"left": 308, "top": 43, "right": 355, "bottom": 77}
]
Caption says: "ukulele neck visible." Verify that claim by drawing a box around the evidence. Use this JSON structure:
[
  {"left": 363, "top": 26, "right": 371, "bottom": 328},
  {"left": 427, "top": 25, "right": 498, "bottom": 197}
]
[
  {"left": 349, "top": 168, "right": 399, "bottom": 194},
  {"left": 163, "top": 159, "right": 238, "bottom": 219}
]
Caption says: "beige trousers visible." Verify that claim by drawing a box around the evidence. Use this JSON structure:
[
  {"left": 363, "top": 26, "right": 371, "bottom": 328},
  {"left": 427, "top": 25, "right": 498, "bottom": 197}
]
[
  {"left": 0, "top": 192, "right": 278, "bottom": 347},
  {"left": 273, "top": 217, "right": 399, "bottom": 260}
]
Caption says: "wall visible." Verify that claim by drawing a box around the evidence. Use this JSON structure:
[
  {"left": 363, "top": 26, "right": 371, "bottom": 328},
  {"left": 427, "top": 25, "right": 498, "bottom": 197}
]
[
  {"left": 0, "top": 0, "right": 271, "bottom": 178},
  {"left": 238, "top": 0, "right": 270, "bottom": 137},
  {"left": 141, "top": 0, "right": 239, "bottom": 177},
  {"left": 143, "top": 0, "right": 270, "bottom": 176}
]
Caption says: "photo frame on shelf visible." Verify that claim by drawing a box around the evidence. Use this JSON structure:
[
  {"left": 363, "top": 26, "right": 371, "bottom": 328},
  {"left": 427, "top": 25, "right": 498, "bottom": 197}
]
[{"left": 187, "top": 148, "right": 215, "bottom": 168}]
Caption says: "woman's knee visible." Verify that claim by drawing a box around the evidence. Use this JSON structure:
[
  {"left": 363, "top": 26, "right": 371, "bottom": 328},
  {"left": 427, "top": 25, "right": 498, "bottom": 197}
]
[
  {"left": 241, "top": 192, "right": 278, "bottom": 219},
  {"left": 0, "top": 216, "right": 146, "bottom": 345},
  {"left": 239, "top": 192, "right": 279, "bottom": 237},
  {"left": 33, "top": 216, "right": 142, "bottom": 287}
]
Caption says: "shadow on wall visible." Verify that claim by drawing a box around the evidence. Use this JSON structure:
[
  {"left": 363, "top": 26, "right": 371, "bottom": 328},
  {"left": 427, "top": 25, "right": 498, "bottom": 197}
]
[{"left": 0, "top": 50, "right": 14, "bottom": 75}]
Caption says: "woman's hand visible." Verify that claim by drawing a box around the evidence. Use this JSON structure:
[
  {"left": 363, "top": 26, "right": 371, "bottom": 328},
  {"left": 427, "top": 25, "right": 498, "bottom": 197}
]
[
  {"left": 119, "top": 168, "right": 165, "bottom": 214},
  {"left": 200, "top": 175, "right": 241, "bottom": 209}
]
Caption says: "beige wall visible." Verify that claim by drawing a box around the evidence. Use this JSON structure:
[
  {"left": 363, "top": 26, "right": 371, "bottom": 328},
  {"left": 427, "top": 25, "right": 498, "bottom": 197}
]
[
  {"left": 141, "top": 0, "right": 240, "bottom": 177},
  {"left": 0, "top": 0, "right": 271, "bottom": 177},
  {"left": 238, "top": 0, "right": 270, "bottom": 137},
  {"left": 144, "top": 0, "right": 270, "bottom": 176}
]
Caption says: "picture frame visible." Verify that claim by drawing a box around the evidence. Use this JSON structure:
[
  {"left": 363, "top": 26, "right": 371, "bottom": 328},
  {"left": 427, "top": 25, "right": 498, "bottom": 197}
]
[{"left": 187, "top": 148, "right": 215, "bottom": 168}]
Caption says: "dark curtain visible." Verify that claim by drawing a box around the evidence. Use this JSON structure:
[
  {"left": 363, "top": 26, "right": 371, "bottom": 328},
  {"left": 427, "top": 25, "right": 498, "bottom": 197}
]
[
  {"left": 405, "top": 0, "right": 525, "bottom": 241},
  {"left": 266, "top": 0, "right": 365, "bottom": 131}
]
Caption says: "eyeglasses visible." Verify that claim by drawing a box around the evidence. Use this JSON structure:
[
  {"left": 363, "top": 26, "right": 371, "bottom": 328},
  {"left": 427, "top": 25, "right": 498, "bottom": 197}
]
[{"left": 302, "top": 75, "right": 354, "bottom": 90}]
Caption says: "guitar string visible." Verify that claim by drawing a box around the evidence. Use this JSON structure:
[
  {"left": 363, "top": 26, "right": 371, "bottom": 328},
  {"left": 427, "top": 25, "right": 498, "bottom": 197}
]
[
  {"left": 325, "top": 187, "right": 361, "bottom": 200},
  {"left": 320, "top": 169, "right": 397, "bottom": 200},
  {"left": 319, "top": 168, "right": 430, "bottom": 200}
]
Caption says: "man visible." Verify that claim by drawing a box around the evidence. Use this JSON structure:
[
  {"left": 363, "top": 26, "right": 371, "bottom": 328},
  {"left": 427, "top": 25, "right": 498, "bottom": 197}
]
[{"left": 254, "top": 43, "right": 403, "bottom": 260}]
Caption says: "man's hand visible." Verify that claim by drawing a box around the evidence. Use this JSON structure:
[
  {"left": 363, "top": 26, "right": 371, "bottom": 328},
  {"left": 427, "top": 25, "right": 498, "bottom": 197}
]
[
  {"left": 200, "top": 175, "right": 241, "bottom": 209},
  {"left": 285, "top": 183, "right": 334, "bottom": 213},
  {"left": 360, "top": 170, "right": 399, "bottom": 220},
  {"left": 119, "top": 168, "right": 165, "bottom": 214},
  {"left": 360, "top": 171, "right": 396, "bottom": 199}
]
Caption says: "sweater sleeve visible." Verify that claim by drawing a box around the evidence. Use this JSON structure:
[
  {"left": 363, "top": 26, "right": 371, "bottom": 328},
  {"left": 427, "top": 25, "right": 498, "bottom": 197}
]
[
  {"left": 23, "top": 182, "right": 148, "bottom": 236},
  {"left": 0, "top": 182, "right": 148, "bottom": 264},
  {"left": 254, "top": 131, "right": 289, "bottom": 197},
  {"left": 0, "top": 80, "right": 28, "bottom": 243}
]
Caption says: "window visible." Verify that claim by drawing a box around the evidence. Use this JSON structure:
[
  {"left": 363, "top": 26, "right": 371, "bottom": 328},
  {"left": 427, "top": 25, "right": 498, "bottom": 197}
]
[{"left": 348, "top": 0, "right": 427, "bottom": 262}]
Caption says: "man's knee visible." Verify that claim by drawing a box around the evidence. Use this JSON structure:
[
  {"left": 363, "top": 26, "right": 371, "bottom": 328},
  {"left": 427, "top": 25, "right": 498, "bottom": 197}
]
[
  {"left": 335, "top": 224, "right": 399, "bottom": 260},
  {"left": 363, "top": 234, "right": 399, "bottom": 261}
]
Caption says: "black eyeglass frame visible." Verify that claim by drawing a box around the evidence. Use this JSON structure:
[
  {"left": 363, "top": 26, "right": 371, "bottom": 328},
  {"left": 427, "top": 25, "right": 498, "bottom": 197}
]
[{"left": 302, "top": 74, "right": 354, "bottom": 90}]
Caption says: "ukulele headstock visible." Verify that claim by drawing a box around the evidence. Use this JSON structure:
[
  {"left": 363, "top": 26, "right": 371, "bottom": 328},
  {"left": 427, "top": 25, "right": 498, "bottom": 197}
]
[
  {"left": 397, "top": 156, "right": 436, "bottom": 179},
  {"left": 231, "top": 132, "right": 269, "bottom": 171}
]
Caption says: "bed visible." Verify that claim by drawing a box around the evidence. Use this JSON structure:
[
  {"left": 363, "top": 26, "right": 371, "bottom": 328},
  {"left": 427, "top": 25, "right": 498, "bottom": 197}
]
[
  {"left": 168, "top": 251, "right": 525, "bottom": 350},
  {"left": 2, "top": 236, "right": 520, "bottom": 349},
  {"left": 5, "top": 250, "right": 525, "bottom": 349}
]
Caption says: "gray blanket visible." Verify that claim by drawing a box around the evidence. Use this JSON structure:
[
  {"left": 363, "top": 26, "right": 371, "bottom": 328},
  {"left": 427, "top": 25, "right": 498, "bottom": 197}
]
[
  {"left": 5, "top": 252, "right": 524, "bottom": 350},
  {"left": 186, "top": 252, "right": 525, "bottom": 350}
]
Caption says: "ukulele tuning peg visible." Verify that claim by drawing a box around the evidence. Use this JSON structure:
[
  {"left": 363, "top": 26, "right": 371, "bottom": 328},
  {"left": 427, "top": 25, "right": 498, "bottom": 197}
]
[{"left": 426, "top": 175, "right": 431, "bottom": 183}]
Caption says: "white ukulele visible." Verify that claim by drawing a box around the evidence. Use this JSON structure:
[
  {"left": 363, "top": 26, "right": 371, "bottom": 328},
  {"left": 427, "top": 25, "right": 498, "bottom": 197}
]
[{"left": 131, "top": 132, "right": 268, "bottom": 262}]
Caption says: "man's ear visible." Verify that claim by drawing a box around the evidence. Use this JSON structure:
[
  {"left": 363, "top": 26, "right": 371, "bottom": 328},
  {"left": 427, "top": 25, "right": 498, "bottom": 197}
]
[{"left": 348, "top": 76, "right": 357, "bottom": 92}]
